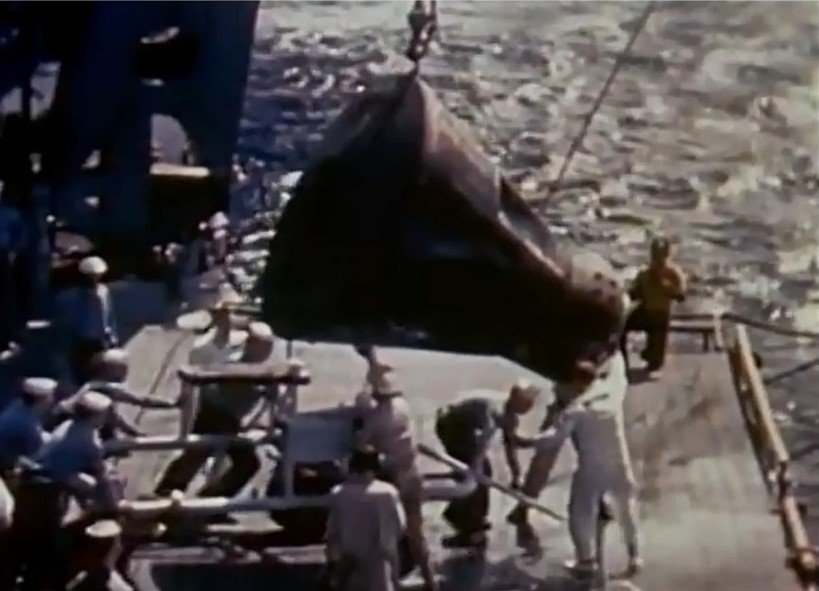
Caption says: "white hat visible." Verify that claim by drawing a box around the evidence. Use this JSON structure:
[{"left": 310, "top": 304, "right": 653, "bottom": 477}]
[
  {"left": 96, "top": 348, "right": 129, "bottom": 368},
  {"left": 21, "top": 377, "right": 57, "bottom": 399},
  {"left": 99, "top": 349, "right": 128, "bottom": 365},
  {"left": 207, "top": 283, "right": 242, "bottom": 311},
  {"left": 74, "top": 391, "right": 112, "bottom": 416},
  {"left": 209, "top": 211, "right": 229, "bottom": 229},
  {"left": 79, "top": 256, "right": 108, "bottom": 276},
  {"left": 85, "top": 519, "right": 122, "bottom": 539},
  {"left": 247, "top": 321, "right": 274, "bottom": 342}
]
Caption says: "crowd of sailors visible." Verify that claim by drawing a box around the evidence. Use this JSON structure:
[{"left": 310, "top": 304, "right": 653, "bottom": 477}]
[{"left": 0, "top": 225, "right": 687, "bottom": 590}]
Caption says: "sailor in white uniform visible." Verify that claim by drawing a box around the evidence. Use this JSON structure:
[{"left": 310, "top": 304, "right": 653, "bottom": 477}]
[
  {"left": 355, "top": 363, "right": 438, "bottom": 591},
  {"left": 325, "top": 446, "right": 406, "bottom": 591},
  {"left": 513, "top": 352, "right": 641, "bottom": 577}
]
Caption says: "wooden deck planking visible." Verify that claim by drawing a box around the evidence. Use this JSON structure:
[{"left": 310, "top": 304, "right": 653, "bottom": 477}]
[
  {"left": 623, "top": 353, "right": 795, "bottom": 591},
  {"left": 115, "top": 331, "right": 800, "bottom": 590}
]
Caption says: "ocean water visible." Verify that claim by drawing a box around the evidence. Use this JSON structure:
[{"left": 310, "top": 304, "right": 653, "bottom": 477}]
[{"left": 236, "top": 0, "right": 819, "bottom": 535}]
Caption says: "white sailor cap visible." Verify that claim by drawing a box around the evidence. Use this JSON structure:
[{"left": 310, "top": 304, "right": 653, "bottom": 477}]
[
  {"left": 21, "top": 377, "right": 58, "bottom": 399},
  {"left": 85, "top": 519, "right": 122, "bottom": 539},
  {"left": 78, "top": 256, "right": 108, "bottom": 276},
  {"left": 74, "top": 391, "right": 113, "bottom": 415},
  {"left": 207, "top": 283, "right": 242, "bottom": 311},
  {"left": 96, "top": 348, "right": 129, "bottom": 367},
  {"left": 209, "top": 211, "right": 229, "bottom": 229},
  {"left": 247, "top": 321, "right": 274, "bottom": 342}
]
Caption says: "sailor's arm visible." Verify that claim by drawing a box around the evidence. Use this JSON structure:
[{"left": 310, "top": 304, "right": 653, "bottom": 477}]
[
  {"left": 380, "top": 487, "right": 407, "bottom": 555},
  {"left": 100, "top": 288, "right": 119, "bottom": 347},
  {"left": 499, "top": 414, "right": 522, "bottom": 487},
  {"left": 88, "top": 382, "right": 175, "bottom": 409},
  {"left": 512, "top": 411, "right": 575, "bottom": 451},
  {"left": 71, "top": 448, "right": 118, "bottom": 511},
  {"left": 110, "top": 411, "right": 145, "bottom": 438},
  {"left": 666, "top": 264, "right": 687, "bottom": 301}
]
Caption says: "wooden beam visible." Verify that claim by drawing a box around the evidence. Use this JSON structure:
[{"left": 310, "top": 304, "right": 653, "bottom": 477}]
[
  {"left": 178, "top": 362, "right": 311, "bottom": 385},
  {"left": 105, "top": 431, "right": 282, "bottom": 454}
]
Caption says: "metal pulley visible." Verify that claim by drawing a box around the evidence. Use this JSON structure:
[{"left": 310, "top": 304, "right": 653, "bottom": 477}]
[{"left": 404, "top": 0, "right": 437, "bottom": 65}]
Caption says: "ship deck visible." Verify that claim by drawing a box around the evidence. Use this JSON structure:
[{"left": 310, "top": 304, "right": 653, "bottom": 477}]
[{"left": 103, "top": 285, "right": 799, "bottom": 591}]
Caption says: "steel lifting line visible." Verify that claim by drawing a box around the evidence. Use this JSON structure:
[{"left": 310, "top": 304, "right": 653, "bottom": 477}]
[{"left": 546, "top": 0, "right": 657, "bottom": 200}]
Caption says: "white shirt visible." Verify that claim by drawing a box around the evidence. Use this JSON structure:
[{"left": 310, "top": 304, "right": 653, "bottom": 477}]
[
  {"left": 358, "top": 394, "right": 418, "bottom": 478},
  {"left": 188, "top": 329, "right": 246, "bottom": 366},
  {"left": 533, "top": 353, "right": 630, "bottom": 476},
  {"left": 325, "top": 475, "right": 406, "bottom": 591}
]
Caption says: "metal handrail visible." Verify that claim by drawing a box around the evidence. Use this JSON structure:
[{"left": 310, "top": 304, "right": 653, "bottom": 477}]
[{"left": 729, "top": 324, "right": 817, "bottom": 585}]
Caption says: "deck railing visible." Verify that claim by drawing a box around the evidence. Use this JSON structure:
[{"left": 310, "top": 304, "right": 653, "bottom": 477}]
[{"left": 727, "top": 324, "right": 817, "bottom": 588}]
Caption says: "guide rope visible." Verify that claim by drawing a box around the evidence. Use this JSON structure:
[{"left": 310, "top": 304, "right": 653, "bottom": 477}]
[{"left": 546, "top": 0, "right": 657, "bottom": 199}]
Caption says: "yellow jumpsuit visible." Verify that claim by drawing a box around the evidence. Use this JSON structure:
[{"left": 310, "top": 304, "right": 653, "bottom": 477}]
[{"left": 628, "top": 263, "right": 686, "bottom": 369}]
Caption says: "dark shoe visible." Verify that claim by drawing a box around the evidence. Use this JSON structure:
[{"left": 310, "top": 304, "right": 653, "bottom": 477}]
[
  {"left": 626, "top": 554, "right": 644, "bottom": 576},
  {"left": 515, "top": 522, "right": 540, "bottom": 551},
  {"left": 506, "top": 506, "right": 527, "bottom": 525},
  {"left": 564, "top": 558, "right": 598, "bottom": 579}
]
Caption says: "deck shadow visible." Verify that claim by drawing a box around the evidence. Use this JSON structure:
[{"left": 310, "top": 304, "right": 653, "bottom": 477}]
[{"left": 150, "top": 561, "right": 321, "bottom": 591}]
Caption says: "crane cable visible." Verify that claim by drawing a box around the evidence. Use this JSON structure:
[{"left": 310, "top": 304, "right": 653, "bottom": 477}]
[{"left": 546, "top": 0, "right": 657, "bottom": 200}]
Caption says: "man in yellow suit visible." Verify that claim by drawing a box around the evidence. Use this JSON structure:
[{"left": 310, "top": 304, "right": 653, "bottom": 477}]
[{"left": 622, "top": 238, "right": 686, "bottom": 373}]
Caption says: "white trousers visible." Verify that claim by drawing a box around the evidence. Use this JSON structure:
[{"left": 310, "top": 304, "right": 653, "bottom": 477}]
[{"left": 568, "top": 466, "right": 638, "bottom": 562}]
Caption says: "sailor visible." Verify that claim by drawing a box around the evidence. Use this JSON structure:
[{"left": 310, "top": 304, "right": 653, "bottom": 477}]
[
  {"left": 3, "top": 392, "right": 117, "bottom": 590},
  {"left": 52, "top": 348, "right": 176, "bottom": 441},
  {"left": 206, "top": 211, "right": 231, "bottom": 270},
  {"left": 35, "top": 391, "right": 118, "bottom": 506},
  {"left": 325, "top": 446, "right": 406, "bottom": 591},
  {"left": 621, "top": 238, "right": 686, "bottom": 373},
  {"left": 511, "top": 352, "right": 641, "bottom": 578},
  {"left": 355, "top": 367, "right": 438, "bottom": 591},
  {"left": 0, "top": 377, "right": 56, "bottom": 543},
  {"left": 433, "top": 379, "right": 539, "bottom": 547},
  {"left": 65, "top": 520, "right": 134, "bottom": 591},
  {"left": 153, "top": 321, "right": 275, "bottom": 500},
  {"left": 0, "top": 377, "right": 57, "bottom": 473},
  {"left": 161, "top": 242, "right": 186, "bottom": 306},
  {"left": 66, "top": 255, "right": 119, "bottom": 385},
  {"left": 0, "top": 195, "right": 27, "bottom": 351},
  {"left": 176, "top": 282, "right": 247, "bottom": 435}
]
